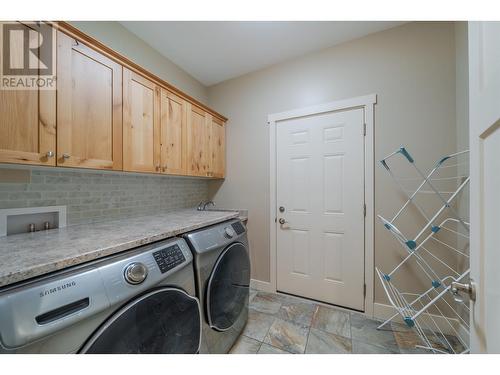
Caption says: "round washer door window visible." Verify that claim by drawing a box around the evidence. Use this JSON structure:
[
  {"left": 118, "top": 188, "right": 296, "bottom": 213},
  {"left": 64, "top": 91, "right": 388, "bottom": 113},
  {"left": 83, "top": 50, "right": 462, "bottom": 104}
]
[
  {"left": 81, "top": 288, "right": 201, "bottom": 354},
  {"left": 206, "top": 242, "right": 250, "bottom": 331}
]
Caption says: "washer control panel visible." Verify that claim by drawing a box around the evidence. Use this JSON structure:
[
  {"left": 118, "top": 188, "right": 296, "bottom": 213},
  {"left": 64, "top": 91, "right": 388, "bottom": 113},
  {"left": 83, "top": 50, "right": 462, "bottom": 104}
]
[
  {"left": 153, "top": 244, "right": 186, "bottom": 274},
  {"left": 184, "top": 219, "right": 248, "bottom": 254}
]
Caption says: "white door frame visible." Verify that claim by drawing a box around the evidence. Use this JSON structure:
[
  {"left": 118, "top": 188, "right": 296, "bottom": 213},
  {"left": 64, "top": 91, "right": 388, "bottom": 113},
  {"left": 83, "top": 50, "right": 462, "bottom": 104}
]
[{"left": 267, "top": 94, "right": 377, "bottom": 316}]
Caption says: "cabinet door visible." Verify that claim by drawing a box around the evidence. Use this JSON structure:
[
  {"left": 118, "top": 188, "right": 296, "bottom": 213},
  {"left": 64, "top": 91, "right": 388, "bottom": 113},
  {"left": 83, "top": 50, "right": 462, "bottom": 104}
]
[
  {"left": 0, "top": 22, "right": 56, "bottom": 166},
  {"left": 57, "top": 31, "right": 122, "bottom": 170},
  {"left": 210, "top": 117, "right": 225, "bottom": 178},
  {"left": 186, "top": 103, "right": 210, "bottom": 176},
  {"left": 123, "top": 68, "right": 161, "bottom": 173},
  {"left": 160, "top": 90, "right": 186, "bottom": 175}
]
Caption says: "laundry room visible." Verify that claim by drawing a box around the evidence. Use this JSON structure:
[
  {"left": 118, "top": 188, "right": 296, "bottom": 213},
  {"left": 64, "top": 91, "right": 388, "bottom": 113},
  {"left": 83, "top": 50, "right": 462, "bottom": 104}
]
[{"left": 0, "top": 0, "right": 499, "bottom": 373}]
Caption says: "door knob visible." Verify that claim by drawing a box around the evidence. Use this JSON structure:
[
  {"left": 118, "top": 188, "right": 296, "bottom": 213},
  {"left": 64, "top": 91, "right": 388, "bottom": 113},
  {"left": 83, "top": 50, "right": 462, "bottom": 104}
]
[
  {"left": 451, "top": 279, "right": 476, "bottom": 302},
  {"left": 279, "top": 206, "right": 285, "bottom": 213},
  {"left": 278, "top": 218, "right": 288, "bottom": 225}
]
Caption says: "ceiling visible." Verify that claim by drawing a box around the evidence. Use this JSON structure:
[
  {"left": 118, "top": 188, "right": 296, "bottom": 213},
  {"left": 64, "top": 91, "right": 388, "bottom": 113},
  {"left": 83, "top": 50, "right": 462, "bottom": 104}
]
[{"left": 120, "top": 21, "right": 405, "bottom": 86}]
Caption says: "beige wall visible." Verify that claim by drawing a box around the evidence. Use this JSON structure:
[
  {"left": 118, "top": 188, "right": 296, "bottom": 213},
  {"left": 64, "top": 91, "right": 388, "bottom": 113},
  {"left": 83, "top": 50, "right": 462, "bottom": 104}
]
[
  {"left": 70, "top": 21, "right": 208, "bottom": 103},
  {"left": 455, "top": 21, "right": 470, "bottom": 276},
  {"left": 70, "top": 20, "right": 462, "bottom": 307},
  {"left": 455, "top": 22, "right": 469, "bottom": 152},
  {"left": 207, "top": 22, "right": 458, "bottom": 305}
]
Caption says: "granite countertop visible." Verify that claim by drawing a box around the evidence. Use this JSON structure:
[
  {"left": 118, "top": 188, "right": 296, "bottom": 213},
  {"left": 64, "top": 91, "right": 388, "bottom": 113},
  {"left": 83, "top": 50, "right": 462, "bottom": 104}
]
[
  {"left": 0, "top": 209, "right": 239, "bottom": 288},
  {"left": 210, "top": 208, "right": 248, "bottom": 222}
]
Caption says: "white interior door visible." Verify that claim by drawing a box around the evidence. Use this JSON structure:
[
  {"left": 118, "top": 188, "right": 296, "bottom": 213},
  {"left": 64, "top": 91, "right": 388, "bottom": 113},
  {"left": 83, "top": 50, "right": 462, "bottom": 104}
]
[
  {"left": 469, "top": 21, "right": 500, "bottom": 353},
  {"left": 276, "top": 108, "right": 365, "bottom": 310}
]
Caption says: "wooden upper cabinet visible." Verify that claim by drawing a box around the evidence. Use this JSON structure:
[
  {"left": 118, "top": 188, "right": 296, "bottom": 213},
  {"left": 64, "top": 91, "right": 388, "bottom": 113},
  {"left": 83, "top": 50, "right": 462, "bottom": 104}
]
[
  {"left": 123, "top": 68, "right": 161, "bottom": 173},
  {"left": 0, "top": 23, "right": 56, "bottom": 166},
  {"left": 160, "top": 90, "right": 186, "bottom": 175},
  {"left": 209, "top": 116, "right": 226, "bottom": 178},
  {"left": 0, "top": 22, "right": 227, "bottom": 177},
  {"left": 57, "top": 31, "right": 122, "bottom": 170},
  {"left": 186, "top": 103, "right": 210, "bottom": 177}
]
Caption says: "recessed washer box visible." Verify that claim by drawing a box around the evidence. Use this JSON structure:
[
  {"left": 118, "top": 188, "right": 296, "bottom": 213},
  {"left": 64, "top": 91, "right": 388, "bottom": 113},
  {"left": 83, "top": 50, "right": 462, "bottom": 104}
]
[{"left": 0, "top": 206, "right": 67, "bottom": 237}]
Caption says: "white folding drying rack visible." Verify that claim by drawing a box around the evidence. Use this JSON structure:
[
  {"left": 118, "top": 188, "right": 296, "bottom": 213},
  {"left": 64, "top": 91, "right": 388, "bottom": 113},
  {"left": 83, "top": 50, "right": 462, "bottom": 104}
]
[{"left": 376, "top": 147, "right": 470, "bottom": 354}]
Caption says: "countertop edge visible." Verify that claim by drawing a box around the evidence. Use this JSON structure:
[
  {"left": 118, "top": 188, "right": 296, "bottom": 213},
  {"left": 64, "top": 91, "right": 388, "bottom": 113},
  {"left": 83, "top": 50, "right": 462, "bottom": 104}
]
[{"left": 0, "top": 211, "right": 239, "bottom": 289}]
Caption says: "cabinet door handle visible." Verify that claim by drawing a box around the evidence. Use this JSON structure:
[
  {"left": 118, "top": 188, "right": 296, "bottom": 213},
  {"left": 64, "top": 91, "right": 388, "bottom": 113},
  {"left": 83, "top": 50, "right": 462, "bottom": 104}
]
[
  {"left": 46, "top": 151, "right": 54, "bottom": 158},
  {"left": 62, "top": 153, "right": 70, "bottom": 159}
]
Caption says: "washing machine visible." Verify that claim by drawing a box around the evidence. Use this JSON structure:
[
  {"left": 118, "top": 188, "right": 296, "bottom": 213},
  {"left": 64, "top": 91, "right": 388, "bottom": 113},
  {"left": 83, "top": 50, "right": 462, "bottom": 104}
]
[
  {"left": 0, "top": 237, "right": 202, "bottom": 354},
  {"left": 183, "top": 218, "right": 250, "bottom": 354}
]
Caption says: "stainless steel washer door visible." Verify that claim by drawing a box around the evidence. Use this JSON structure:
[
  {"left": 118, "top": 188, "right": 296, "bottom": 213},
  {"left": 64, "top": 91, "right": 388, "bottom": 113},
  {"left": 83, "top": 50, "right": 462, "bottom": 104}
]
[
  {"left": 206, "top": 242, "right": 250, "bottom": 331},
  {"left": 80, "top": 287, "right": 201, "bottom": 354}
]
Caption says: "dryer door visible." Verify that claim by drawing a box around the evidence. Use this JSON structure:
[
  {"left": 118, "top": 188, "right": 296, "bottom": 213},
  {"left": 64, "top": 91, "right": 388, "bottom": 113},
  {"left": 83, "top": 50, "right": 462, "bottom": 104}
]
[
  {"left": 81, "top": 288, "right": 201, "bottom": 354},
  {"left": 206, "top": 242, "right": 251, "bottom": 331}
]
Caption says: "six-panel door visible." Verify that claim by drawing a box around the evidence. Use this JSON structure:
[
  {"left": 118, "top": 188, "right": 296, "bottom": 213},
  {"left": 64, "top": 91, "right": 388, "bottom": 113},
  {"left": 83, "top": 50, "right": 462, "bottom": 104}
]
[
  {"left": 123, "top": 68, "right": 161, "bottom": 173},
  {"left": 57, "top": 31, "right": 123, "bottom": 170},
  {"left": 0, "top": 22, "right": 56, "bottom": 166},
  {"left": 276, "top": 108, "right": 365, "bottom": 310}
]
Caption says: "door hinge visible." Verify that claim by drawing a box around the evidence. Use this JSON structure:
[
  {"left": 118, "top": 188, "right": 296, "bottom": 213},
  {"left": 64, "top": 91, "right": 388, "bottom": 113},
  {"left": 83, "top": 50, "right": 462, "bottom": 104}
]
[
  {"left": 363, "top": 203, "right": 366, "bottom": 217},
  {"left": 363, "top": 123, "right": 366, "bottom": 136},
  {"left": 363, "top": 283, "right": 367, "bottom": 297}
]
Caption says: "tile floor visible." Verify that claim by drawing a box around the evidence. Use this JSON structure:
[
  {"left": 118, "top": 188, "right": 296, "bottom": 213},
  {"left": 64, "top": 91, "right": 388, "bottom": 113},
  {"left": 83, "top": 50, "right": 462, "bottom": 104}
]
[{"left": 229, "top": 290, "right": 444, "bottom": 354}]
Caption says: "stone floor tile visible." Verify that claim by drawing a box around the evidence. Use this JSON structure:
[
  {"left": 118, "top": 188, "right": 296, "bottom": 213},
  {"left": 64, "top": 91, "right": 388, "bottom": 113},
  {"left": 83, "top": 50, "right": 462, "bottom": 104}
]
[
  {"left": 352, "top": 340, "right": 400, "bottom": 354},
  {"left": 257, "top": 343, "right": 291, "bottom": 354},
  {"left": 350, "top": 313, "right": 399, "bottom": 352},
  {"left": 249, "top": 289, "right": 258, "bottom": 303},
  {"left": 390, "top": 322, "right": 428, "bottom": 353},
  {"left": 428, "top": 333, "right": 467, "bottom": 354},
  {"left": 305, "top": 328, "right": 352, "bottom": 354},
  {"left": 264, "top": 318, "right": 309, "bottom": 354},
  {"left": 229, "top": 335, "right": 261, "bottom": 354},
  {"left": 311, "top": 305, "right": 351, "bottom": 338},
  {"left": 250, "top": 292, "right": 283, "bottom": 314},
  {"left": 277, "top": 300, "right": 317, "bottom": 326},
  {"left": 242, "top": 308, "right": 275, "bottom": 341},
  {"left": 234, "top": 291, "right": 454, "bottom": 355}
]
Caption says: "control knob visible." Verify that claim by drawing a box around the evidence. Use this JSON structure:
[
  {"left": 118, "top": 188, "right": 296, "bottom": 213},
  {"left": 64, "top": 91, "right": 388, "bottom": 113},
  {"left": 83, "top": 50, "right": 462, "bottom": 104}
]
[
  {"left": 224, "top": 226, "right": 236, "bottom": 239},
  {"left": 124, "top": 262, "right": 148, "bottom": 285}
]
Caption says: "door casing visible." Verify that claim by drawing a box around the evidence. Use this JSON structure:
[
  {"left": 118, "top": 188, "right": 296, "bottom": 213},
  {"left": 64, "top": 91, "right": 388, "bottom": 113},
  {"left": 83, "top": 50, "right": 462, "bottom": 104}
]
[{"left": 268, "top": 94, "right": 376, "bottom": 316}]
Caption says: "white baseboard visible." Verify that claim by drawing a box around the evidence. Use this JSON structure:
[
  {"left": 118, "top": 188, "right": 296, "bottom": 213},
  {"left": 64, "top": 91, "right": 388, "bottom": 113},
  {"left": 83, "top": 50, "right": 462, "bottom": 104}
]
[{"left": 250, "top": 279, "right": 275, "bottom": 293}]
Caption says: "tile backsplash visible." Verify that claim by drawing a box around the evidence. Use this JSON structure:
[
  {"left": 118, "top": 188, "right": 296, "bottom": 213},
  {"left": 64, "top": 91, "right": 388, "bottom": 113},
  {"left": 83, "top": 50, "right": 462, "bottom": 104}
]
[{"left": 0, "top": 166, "right": 209, "bottom": 226}]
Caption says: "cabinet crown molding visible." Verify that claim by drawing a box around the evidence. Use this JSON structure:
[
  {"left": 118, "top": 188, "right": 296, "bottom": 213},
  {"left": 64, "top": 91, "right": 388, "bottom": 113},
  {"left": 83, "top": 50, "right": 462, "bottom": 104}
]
[{"left": 52, "top": 21, "right": 227, "bottom": 123}]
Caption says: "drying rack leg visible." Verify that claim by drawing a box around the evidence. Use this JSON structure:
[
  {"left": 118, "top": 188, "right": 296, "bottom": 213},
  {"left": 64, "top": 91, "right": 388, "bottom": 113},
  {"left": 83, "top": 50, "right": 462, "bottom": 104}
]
[{"left": 376, "top": 313, "right": 399, "bottom": 330}]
